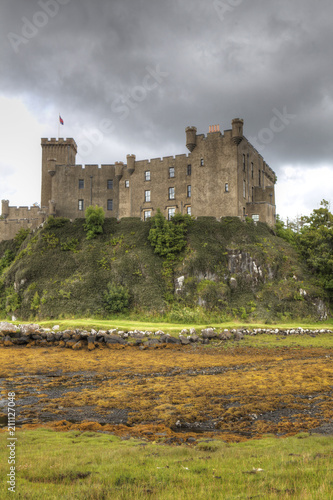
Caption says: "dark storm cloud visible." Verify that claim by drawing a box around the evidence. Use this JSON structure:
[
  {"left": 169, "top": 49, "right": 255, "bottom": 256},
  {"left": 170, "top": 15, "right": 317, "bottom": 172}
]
[{"left": 1, "top": 0, "right": 333, "bottom": 170}]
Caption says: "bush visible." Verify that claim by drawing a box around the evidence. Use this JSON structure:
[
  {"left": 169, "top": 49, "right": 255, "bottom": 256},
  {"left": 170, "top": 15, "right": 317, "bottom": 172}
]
[
  {"left": 14, "top": 228, "right": 30, "bottom": 248},
  {"left": 84, "top": 206, "right": 105, "bottom": 240},
  {"left": 148, "top": 209, "right": 191, "bottom": 258},
  {"left": 103, "top": 283, "right": 130, "bottom": 314},
  {"left": 46, "top": 216, "right": 70, "bottom": 229}
]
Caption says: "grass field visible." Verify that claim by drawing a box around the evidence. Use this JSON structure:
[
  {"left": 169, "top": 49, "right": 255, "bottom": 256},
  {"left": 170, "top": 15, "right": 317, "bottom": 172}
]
[{"left": 0, "top": 428, "right": 332, "bottom": 499}]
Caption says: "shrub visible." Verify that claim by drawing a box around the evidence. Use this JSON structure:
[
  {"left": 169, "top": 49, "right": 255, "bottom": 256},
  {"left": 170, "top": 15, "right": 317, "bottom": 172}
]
[
  {"left": 14, "top": 228, "right": 30, "bottom": 248},
  {"left": 84, "top": 206, "right": 105, "bottom": 240},
  {"left": 148, "top": 209, "right": 191, "bottom": 258},
  {"left": 0, "top": 250, "right": 15, "bottom": 275},
  {"left": 46, "top": 216, "right": 70, "bottom": 229},
  {"left": 103, "top": 283, "right": 130, "bottom": 314}
]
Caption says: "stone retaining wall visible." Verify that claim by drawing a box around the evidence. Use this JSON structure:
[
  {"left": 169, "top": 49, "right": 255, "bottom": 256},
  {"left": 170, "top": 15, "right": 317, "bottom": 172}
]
[{"left": 0, "top": 322, "right": 331, "bottom": 350}]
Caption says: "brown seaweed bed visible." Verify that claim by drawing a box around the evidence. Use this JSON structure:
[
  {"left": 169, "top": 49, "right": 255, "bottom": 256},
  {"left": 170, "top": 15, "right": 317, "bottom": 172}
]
[{"left": 0, "top": 343, "right": 332, "bottom": 444}]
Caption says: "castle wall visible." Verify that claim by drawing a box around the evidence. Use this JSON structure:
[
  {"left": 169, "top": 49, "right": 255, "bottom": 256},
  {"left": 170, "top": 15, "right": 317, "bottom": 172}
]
[
  {"left": 0, "top": 216, "right": 45, "bottom": 242},
  {"left": 188, "top": 130, "right": 239, "bottom": 218},
  {"left": 0, "top": 119, "right": 277, "bottom": 243},
  {"left": 49, "top": 163, "right": 120, "bottom": 219},
  {"left": 118, "top": 154, "right": 192, "bottom": 219}
]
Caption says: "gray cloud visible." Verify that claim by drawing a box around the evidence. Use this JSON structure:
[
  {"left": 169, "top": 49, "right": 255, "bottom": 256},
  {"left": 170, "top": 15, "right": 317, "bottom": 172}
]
[{"left": 1, "top": 0, "right": 333, "bottom": 214}]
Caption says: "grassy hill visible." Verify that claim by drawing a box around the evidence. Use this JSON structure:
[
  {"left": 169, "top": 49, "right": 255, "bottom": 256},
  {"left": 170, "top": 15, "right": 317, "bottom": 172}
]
[{"left": 0, "top": 216, "right": 329, "bottom": 322}]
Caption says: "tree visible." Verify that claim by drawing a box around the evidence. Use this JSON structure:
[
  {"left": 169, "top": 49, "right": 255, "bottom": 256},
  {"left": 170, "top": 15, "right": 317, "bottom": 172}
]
[
  {"left": 84, "top": 205, "right": 105, "bottom": 240},
  {"left": 297, "top": 200, "right": 333, "bottom": 299}
]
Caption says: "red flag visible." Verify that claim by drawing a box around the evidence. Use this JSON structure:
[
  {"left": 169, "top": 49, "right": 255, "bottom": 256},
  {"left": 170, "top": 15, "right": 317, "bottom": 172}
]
[{"left": 59, "top": 115, "right": 64, "bottom": 125}]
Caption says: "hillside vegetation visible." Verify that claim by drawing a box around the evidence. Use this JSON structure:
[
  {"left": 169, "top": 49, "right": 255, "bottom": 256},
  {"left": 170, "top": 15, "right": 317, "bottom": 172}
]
[{"left": 0, "top": 212, "right": 329, "bottom": 322}]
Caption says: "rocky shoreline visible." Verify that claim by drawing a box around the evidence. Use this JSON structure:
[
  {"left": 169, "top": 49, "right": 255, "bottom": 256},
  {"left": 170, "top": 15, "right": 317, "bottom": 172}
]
[{"left": 0, "top": 321, "right": 332, "bottom": 350}]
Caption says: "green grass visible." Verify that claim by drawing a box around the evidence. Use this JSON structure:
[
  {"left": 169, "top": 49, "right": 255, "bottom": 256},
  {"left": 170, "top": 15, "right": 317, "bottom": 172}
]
[
  {"left": 6, "top": 317, "right": 333, "bottom": 336},
  {"left": 0, "top": 429, "right": 332, "bottom": 499}
]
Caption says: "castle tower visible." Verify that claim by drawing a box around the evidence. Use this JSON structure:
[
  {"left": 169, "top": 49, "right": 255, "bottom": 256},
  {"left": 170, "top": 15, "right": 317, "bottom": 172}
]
[
  {"left": 126, "top": 154, "right": 136, "bottom": 175},
  {"left": 41, "top": 138, "right": 77, "bottom": 209},
  {"left": 115, "top": 161, "right": 124, "bottom": 180},
  {"left": 231, "top": 118, "right": 244, "bottom": 145},
  {"left": 185, "top": 126, "right": 197, "bottom": 152},
  {"left": 1, "top": 200, "right": 9, "bottom": 219}
]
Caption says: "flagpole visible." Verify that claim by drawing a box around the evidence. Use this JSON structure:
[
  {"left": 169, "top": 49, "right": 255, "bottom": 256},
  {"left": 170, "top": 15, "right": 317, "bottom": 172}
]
[{"left": 58, "top": 114, "right": 60, "bottom": 140}]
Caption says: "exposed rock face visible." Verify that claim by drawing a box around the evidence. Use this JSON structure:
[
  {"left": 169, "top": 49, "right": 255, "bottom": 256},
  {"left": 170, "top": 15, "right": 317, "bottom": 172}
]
[
  {"left": 227, "top": 250, "right": 271, "bottom": 282},
  {"left": 313, "top": 299, "right": 329, "bottom": 321}
]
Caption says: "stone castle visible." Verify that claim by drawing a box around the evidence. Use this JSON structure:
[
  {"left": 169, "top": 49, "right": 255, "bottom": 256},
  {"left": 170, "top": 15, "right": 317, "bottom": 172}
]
[{"left": 0, "top": 119, "right": 276, "bottom": 242}]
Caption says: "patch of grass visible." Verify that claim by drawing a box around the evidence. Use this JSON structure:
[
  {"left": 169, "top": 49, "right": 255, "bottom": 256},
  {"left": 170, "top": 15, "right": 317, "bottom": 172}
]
[
  {"left": 0, "top": 429, "right": 332, "bottom": 499},
  {"left": 10, "top": 317, "right": 333, "bottom": 335}
]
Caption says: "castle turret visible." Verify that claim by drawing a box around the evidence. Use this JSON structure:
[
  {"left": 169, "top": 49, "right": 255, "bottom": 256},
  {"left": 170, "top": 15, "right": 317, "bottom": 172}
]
[
  {"left": 115, "top": 161, "right": 124, "bottom": 180},
  {"left": 126, "top": 154, "right": 136, "bottom": 175},
  {"left": 231, "top": 118, "right": 244, "bottom": 145},
  {"left": 1, "top": 200, "right": 9, "bottom": 219},
  {"left": 185, "top": 126, "right": 197, "bottom": 152},
  {"left": 41, "top": 138, "right": 77, "bottom": 209}
]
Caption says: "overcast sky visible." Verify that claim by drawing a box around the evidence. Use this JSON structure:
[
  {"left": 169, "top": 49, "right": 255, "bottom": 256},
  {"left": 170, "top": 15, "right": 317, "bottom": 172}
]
[{"left": 1, "top": 0, "right": 333, "bottom": 221}]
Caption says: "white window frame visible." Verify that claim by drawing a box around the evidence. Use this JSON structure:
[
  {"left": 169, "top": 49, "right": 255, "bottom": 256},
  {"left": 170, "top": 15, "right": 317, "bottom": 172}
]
[
  {"left": 168, "top": 207, "right": 176, "bottom": 220},
  {"left": 168, "top": 187, "right": 175, "bottom": 200}
]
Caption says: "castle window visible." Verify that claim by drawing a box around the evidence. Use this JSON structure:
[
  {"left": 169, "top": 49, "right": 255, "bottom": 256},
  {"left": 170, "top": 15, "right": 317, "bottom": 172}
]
[
  {"left": 187, "top": 206, "right": 191, "bottom": 215},
  {"left": 187, "top": 164, "right": 191, "bottom": 176},
  {"left": 168, "top": 187, "right": 175, "bottom": 200},
  {"left": 125, "top": 180, "right": 129, "bottom": 188},
  {"left": 225, "top": 183, "right": 229, "bottom": 192},
  {"left": 169, "top": 167, "right": 175, "bottom": 178},
  {"left": 252, "top": 214, "right": 259, "bottom": 222},
  {"left": 107, "top": 199, "right": 113, "bottom": 211},
  {"left": 145, "top": 190, "right": 151, "bottom": 202},
  {"left": 78, "top": 199, "right": 84, "bottom": 211},
  {"left": 168, "top": 207, "right": 175, "bottom": 220},
  {"left": 251, "top": 163, "right": 254, "bottom": 179},
  {"left": 243, "top": 155, "right": 246, "bottom": 171},
  {"left": 200, "top": 158, "right": 204, "bottom": 166},
  {"left": 243, "top": 180, "right": 246, "bottom": 198},
  {"left": 145, "top": 170, "right": 151, "bottom": 181},
  {"left": 259, "top": 170, "right": 261, "bottom": 186},
  {"left": 187, "top": 185, "right": 191, "bottom": 197},
  {"left": 252, "top": 187, "right": 254, "bottom": 202},
  {"left": 144, "top": 210, "right": 151, "bottom": 220},
  {"left": 79, "top": 179, "right": 84, "bottom": 189},
  {"left": 107, "top": 179, "right": 113, "bottom": 189}
]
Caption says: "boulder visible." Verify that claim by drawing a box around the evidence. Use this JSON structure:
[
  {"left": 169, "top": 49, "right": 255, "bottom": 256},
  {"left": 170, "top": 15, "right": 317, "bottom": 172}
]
[
  {"left": 218, "top": 331, "right": 232, "bottom": 340},
  {"left": 72, "top": 341, "right": 83, "bottom": 350},
  {"left": 3, "top": 336, "right": 14, "bottom": 347},
  {"left": 20, "top": 323, "right": 40, "bottom": 335},
  {"left": 160, "top": 335, "right": 180, "bottom": 344},
  {"left": 0, "top": 322, "right": 20, "bottom": 335},
  {"left": 234, "top": 331, "right": 244, "bottom": 341},
  {"left": 105, "top": 335, "right": 127, "bottom": 345},
  {"left": 201, "top": 328, "right": 217, "bottom": 339}
]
